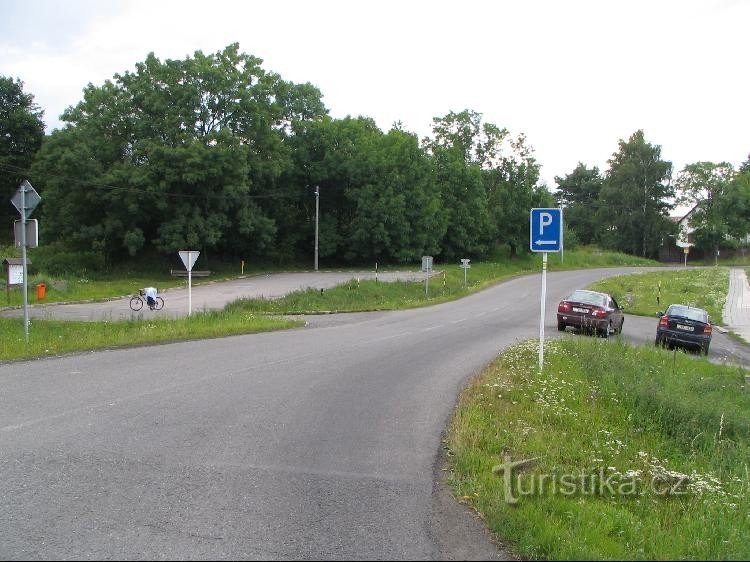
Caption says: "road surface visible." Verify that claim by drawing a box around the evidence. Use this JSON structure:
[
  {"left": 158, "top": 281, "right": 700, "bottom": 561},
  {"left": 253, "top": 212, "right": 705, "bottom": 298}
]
[{"left": 1, "top": 268, "right": 748, "bottom": 560}]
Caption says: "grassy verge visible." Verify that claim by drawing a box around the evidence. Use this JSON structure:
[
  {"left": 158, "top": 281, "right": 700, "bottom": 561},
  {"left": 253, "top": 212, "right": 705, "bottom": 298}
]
[
  {"left": 226, "top": 250, "right": 660, "bottom": 315},
  {"left": 0, "top": 247, "right": 661, "bottom": 361},
  {"left": 226, "top": 261, "right": 537, "bottom": 314},
  {"left": 0, "top": 247, "right": 659, "bottom": 311},
  {"left": 0, "top": 312, "right": 301, "bottom": 361},
  {"left": 446, "top": 338, "right": 749, "bottom": 560},
  {"left": 588, "top": 267, "right": 729, "bottom": 321}
]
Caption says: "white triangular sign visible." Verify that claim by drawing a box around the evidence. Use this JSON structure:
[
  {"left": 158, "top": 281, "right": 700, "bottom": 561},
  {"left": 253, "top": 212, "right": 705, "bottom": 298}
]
[{"left": 179, "top": 250, "right": 200, "bottom": 271}]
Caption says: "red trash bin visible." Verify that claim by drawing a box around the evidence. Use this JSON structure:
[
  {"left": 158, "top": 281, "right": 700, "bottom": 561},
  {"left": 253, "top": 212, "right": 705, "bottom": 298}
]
[{"left": 36, "top": 283, "right": 46, "bottom": 300}]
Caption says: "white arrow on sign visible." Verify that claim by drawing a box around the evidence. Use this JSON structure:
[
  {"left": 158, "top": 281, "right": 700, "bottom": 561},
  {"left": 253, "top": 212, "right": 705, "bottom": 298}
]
[{"left": 534, "top": 240, "right": 557, "bottom": 245}]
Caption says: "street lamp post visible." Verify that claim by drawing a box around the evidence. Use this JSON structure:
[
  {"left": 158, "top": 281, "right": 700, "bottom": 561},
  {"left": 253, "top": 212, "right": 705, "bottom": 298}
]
[{"left": 314, "top": 185, "right": 319, "bottom": 272}]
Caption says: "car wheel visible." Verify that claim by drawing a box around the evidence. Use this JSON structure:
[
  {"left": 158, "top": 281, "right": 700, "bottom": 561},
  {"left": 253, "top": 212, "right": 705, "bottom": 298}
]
[
  {"left": 701, "top": 343, "right": 710, "bottom": 356},
  {"left": 599, "top": 322, "right": 611, "bottom": 339},
  {"left": 557, "top": 321, "right": 566, "bottom": 332},
  {"left": 654, "top": 336, "right": 661, "bottom": 346},
  {"left": 618, "top": 318, "right": 624, "bottom": 334}
]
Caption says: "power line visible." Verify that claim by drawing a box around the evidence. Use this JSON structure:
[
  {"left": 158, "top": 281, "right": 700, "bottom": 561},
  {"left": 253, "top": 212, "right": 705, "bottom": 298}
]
[{"left": 0, "top": 161, "right": 304, "bottom": 201}]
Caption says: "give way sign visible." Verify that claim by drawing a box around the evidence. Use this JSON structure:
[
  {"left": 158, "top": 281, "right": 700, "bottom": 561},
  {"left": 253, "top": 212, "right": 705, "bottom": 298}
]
[{"left": 179, "top": 250, "right": 200, "bottom": 271}]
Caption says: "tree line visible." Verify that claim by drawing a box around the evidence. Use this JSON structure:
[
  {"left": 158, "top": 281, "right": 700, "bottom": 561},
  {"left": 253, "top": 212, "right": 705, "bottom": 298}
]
[
  {"left": 2, "top": 44, "right": 748, "bottom": 271},
  {"left": 556, "top": 143, "right": 750, "bottom": 259}
]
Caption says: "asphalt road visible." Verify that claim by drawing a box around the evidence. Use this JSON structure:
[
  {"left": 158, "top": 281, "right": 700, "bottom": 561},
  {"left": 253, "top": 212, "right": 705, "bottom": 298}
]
[{"left": 1, "top": 268, "right": 748, "bottom": 560}]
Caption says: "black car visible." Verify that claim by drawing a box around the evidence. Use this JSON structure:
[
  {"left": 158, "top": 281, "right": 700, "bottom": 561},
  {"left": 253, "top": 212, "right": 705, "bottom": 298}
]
[
  {"left": 655, "top": 304, "right": 712, "bottom": 355},
  {"left": 557, "top": 289, "right": 625, "bottom": 338}
]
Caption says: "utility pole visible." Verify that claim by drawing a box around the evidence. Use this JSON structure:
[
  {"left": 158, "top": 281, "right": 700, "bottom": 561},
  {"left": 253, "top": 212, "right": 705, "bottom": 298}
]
[{"left": 314, "top": 185, "right": 320, "bottom": 272}]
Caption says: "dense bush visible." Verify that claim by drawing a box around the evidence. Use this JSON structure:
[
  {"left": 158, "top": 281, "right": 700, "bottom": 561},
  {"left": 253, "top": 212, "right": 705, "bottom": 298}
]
[{"left": 30, "top": 244, "right": 104, "bottom": 276}]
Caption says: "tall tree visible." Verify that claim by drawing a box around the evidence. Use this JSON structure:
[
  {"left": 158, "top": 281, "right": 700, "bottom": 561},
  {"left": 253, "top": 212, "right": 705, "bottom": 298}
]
[
  {"left": 427, "top": 110, "right": 550, "bottom": 257},
  {"left": 0, "top": 76, "right": 45, "bottom": 237},
  {"left": 346, "top": 126, "right": 445, "bottom": 262},
  {"left": 425, "top": 110, "right": 495, "bottom": 259},
  {"left": 32, "top": 44, "right": 326, "bottom": 263},
  {"left": 484, "top": 138, "right": 552, "bottom": 257},
  {"left": 555, "top": 163, "right": 603, "bottom": 245},
  {"left": 289, "top": 117, "right": 445, "bottom": 264},
  {"left": 598, "top": 130, "right": 674, "bottom": 258},
  {"left": 723, "top": 169, "right": 750, "bottom": 242},
  {"left": 675, "top": 161, "right": 736, "bottom": 259}
]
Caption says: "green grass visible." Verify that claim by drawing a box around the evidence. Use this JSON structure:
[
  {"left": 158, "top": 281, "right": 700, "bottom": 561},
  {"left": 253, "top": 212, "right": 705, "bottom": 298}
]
[
  {"left": 226, "top": 260, "right": 538, "bottom": 314},
  {"left": 1, "top": 246, "right": 660, "bottom": 311},
  {"left": 0, "top": 247, "right": 663, "bottom": 361},
  {"left": 0, "top": 269, "right": 248, "bottom": 308},
  {"left": 546, "top": 246, "right": 661, "bottom": 270},
  {"left": 446, "top": 338, "right": 750, "bottom": 560},
  {"left": 226, "top": 249, "right": 660, "bottom": 315},
  {"left": 0, "top": 312, "right": 301, "bottom": 361},
  {"left": 588, "top": 267, "right": 729, "bottom": 322}
]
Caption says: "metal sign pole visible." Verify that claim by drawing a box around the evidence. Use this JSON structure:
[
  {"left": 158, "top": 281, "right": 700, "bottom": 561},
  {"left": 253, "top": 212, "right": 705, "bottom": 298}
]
[
  {"left": 21, "top": 185, "right": 29, "bottom": 342},
  {"left": 539, "top": 252, "right": 547, "bottom": 371},
  {"left": 178, "top": 250, "right": 200, "bottom": 317}
]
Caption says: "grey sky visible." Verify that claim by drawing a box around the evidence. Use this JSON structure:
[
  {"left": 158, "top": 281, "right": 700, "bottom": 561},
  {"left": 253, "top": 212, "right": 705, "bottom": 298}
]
[{"left": 1, "top": 0, "right": 748, "bottom": 190}]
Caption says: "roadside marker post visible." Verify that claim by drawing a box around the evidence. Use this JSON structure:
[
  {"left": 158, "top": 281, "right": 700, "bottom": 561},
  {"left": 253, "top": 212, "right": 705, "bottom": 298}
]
[
  {"left": 460, "top": 258, "right": 471, "bottom": 287},
  {"left": 422, "top": 256, "right": 433, "bottom": 297},
  {"left": 530, "top": 208, "right": 563, "bottom": 371}
]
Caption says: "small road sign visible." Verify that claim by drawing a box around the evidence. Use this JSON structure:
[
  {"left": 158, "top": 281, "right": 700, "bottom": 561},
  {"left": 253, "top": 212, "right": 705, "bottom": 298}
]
[
  {"left": 460, "top": 258, "right": 471, "bottom": 287},
  {"left": 14, "top": 219, "right": 39, "bottom": 248},
  {"left": 422, "top": 256, "right": 433, "bottom": 297},
  {"left": 530, "top": 208, "right": 563, "bottom": 253},
  {"left": 11, "top": 180, "right": 41, "bottom": 220},
  {"left": 178, "top": 251, "right": 200, "bottom": 316},
  {"left": 179, "top": 250, "right": 200, "bottom": 271}
]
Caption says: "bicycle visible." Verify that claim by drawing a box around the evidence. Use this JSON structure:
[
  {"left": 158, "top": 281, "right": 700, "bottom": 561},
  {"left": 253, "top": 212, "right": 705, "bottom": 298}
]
[{"left": 129, "top": 291, "right": 164, "bottom": 311}]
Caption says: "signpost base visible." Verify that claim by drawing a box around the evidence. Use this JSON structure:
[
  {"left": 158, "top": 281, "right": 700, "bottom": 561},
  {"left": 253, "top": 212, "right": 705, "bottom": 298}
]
[{"left": 539, "top": 252, "right": 547, "bottom": 371}]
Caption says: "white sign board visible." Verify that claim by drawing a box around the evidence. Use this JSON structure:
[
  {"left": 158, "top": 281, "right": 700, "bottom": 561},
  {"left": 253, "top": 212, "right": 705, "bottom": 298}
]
[
  {"left": 460, "top": 258, "right": 471, "bottom": 269},
  {"left": 14, "top": 219, "right": 38, "bottom": 248},
  {"left": 8, "top": 264, "right": 24, "bottom": 285},
  {"left": 421, "top": 256, "right": 433, "bottom": 272},
  {"left": 179, "top": 250, "right": 200, "bottom": 271}
]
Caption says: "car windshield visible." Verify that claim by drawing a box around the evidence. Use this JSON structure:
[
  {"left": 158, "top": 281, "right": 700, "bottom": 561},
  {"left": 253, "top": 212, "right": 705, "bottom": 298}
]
[
  {"left": 667, "top": 305, "right": 708, "bottom": 323},
  {"left": 567, "top": 290, "right": 607, "bottom": 307}
]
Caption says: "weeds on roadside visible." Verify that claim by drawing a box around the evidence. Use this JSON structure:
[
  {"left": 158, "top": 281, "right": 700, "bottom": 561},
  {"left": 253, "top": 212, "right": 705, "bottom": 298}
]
[{"left": 447, "top": 338, "right": 750, "bottom": 560}]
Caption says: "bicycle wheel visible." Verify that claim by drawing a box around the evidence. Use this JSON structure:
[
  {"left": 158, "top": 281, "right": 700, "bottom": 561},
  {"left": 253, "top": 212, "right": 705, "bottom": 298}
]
[
  {"left": 154, "top": 296, "right": 164, "bottom": 311},
  {"left": 129, "top": 296, "right": 144, "bottom": 311}
]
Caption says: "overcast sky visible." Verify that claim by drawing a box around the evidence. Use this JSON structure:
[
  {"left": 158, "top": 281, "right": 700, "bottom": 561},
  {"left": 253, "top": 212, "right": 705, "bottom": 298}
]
[{"left": 1, "top": 0, "right": 748, "bottom": 190}]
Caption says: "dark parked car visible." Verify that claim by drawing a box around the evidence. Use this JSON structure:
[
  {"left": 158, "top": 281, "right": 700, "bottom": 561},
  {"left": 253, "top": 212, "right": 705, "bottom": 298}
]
[
  {"left": 557, "top": 289, "right": 624, "bottom": 338},
  {"left": 655, "top": 304, "right": 712, "bottom": 355}
]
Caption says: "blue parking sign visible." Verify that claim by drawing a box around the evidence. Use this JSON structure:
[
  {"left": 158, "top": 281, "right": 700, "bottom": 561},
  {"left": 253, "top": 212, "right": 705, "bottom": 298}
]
[{"left": 530, "top": 208, "right": 563, "bottom": 252}]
